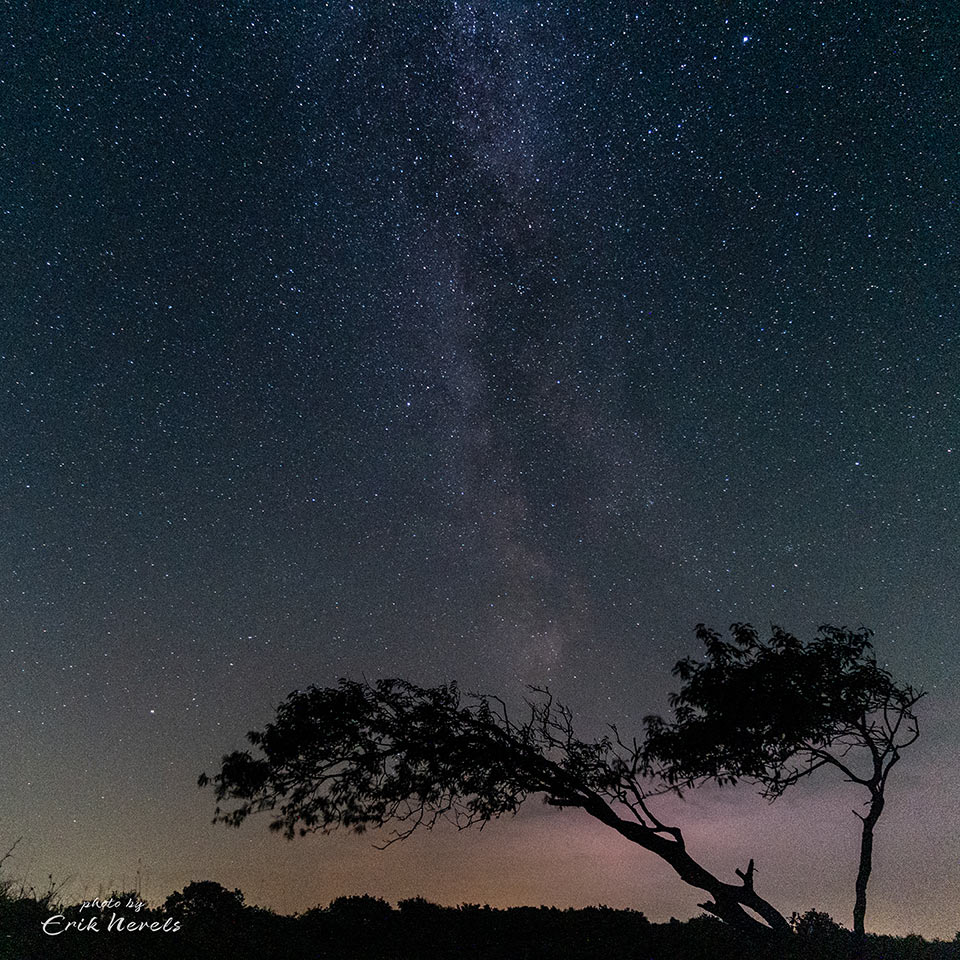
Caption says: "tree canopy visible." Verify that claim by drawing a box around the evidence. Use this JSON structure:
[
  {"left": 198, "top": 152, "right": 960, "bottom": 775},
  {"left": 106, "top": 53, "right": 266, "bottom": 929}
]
[
  {"left": 200, "top": 679, "right": 626, "bottom": 842},
  {"left": 643, "top": 624, "right": 921, "bottom": 798}
]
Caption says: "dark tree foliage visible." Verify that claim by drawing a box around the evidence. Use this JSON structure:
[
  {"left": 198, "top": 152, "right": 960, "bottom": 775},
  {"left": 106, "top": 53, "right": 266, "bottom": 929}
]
[
  {"left": 643, "top": 623, "right": 924, "bottom": 947},
  {"left": 4, "top": 877, "right": 960, "bottom": 960},
  {"left": 200, "top": 678, "right": 790, "bottom": 938},
  {"left": 199, "top": 680, "right": 618, "bottom": 841},
  {"left": 164, "top": 880, "right": 246, "bottom": 921}
]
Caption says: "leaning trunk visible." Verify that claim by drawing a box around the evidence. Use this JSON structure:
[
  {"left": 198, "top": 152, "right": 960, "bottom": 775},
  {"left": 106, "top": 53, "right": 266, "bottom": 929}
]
[
  {"left": 656, "top": 839, "right": 790, "bottom": 938},
  {"left": 853, "top": 791, "right": 884, "bottom": 953},
  {"left": 580, "top": 795, "right": 791, "bottom": 940}
]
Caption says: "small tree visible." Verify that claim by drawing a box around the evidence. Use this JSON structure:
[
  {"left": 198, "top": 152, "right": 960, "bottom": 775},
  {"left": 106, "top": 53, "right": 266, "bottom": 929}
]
[
  {"left": 200, "top": 679, "right": 790, "bottom": 938},
  {"left": 643, "top": 623, "right": 923, "bottom": 948}
]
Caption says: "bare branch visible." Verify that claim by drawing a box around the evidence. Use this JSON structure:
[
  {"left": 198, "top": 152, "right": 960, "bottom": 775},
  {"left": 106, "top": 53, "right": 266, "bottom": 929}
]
[{"left": 0, "top": 837, "right": 22, "bottom": 872}]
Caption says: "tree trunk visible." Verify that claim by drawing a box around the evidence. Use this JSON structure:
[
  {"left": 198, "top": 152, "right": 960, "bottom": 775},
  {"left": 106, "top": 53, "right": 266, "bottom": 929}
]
[
  {"left": 580, "top": 795, "right": 791, "bottom": 940},
  {"left": 853, "top": 790, "right": 884, "bottom": 955}
]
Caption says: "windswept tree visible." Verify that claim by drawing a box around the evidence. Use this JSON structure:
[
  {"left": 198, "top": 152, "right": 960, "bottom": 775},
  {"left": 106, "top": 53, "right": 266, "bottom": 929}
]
[
  {"left": 200, "top": 679, "right": 790, "bottom": 938},
  {"left": 200, "top": 625, "right": 922, "bottom": 947},
  {"left": 643, "top": 623, "right": 923, "bottom": 947}
]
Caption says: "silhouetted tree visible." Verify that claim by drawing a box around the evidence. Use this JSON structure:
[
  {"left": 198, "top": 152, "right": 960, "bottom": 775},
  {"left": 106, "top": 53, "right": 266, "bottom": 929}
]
[
  {"left": 325, "top": 893, "right": 393, "bottom": 925},
  {"left": 200, "top": 678, "right": 789, "bottom": 938},
  {"left": 164, "top": 880, "right": 246, "bottom": 921},
  {"left": 643, "top": 623, "right": 923, "bottom": 951}
]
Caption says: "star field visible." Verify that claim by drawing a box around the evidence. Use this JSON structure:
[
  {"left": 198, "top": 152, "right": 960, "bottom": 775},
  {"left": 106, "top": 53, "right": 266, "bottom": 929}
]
[{"left": 2, "top": 0, "right": 958, "bottom": 938}]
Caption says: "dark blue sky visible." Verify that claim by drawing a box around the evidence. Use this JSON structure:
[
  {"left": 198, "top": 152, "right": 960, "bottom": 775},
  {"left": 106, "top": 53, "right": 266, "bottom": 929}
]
[{"left": 2, "top": 0, "right": 958, "bottom": 937}]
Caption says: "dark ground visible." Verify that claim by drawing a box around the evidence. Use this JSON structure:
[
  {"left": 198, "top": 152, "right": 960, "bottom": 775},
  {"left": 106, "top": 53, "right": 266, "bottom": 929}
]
[{"left": 3, "top": 884, "right": 958, "bottom": 960}]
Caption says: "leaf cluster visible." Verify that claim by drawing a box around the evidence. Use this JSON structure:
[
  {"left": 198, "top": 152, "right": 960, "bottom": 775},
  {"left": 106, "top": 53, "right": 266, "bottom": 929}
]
[
  {"left": 198, "top": 679, "right": 625, "bottom": 842},
  {"left": 643, "top": 624, "right": 923, "bottom": 798}
]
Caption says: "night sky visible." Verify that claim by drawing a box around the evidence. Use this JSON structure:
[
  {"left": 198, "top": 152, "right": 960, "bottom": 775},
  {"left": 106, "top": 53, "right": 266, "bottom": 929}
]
[{"left": 3, "top": 0, "right": 959, "bottom": 939}]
